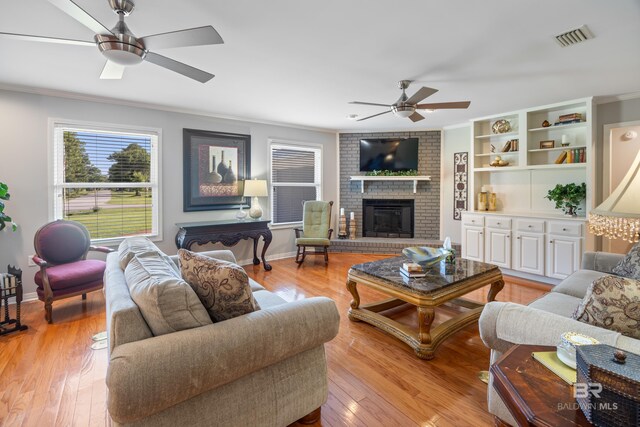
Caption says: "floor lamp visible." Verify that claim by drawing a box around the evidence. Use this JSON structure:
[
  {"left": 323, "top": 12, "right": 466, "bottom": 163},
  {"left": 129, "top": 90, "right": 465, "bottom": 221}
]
[{"left": 588, "top": 147, "right": 640, "bottom": 243}]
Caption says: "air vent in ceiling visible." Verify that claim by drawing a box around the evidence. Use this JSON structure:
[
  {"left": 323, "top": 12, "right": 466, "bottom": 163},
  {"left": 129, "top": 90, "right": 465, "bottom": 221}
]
[{"left": 555, "top": 25, "right": 594, "bottom": 47}]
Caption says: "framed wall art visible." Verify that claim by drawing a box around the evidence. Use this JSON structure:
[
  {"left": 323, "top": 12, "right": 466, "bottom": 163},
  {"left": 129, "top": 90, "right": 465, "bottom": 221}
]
[
  {"left": 453, "top": 152, "right": 468, "bottom": 220},
  {"left": 183, "top": 128, "right": 251, "bottom": 211}
]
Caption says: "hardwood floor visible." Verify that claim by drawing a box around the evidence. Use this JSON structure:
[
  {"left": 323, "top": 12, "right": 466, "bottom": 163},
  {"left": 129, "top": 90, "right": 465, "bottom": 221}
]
[{"left": 0, "top": 253, "right": 548, "bottom": 426}]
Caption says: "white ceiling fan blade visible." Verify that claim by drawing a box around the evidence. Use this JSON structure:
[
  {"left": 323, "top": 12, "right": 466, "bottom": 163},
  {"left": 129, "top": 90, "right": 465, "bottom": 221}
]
[
  {"left": 100, "top": 61, "right": 125, "bottom": 79},
  {"left": 140, "top": 26, "right": 224, "bottom": 51},
  {"left": 356, "top": 110, "right": 391, "bottom": 122},
  {"left": 349, "top": 101, "right": 392, "bottom": 107},
  {"left": 416, "top": 101, "right": 471, "bottom": 110},
  {"left": 144, "top": 52, "right": 214, "bottom": 83},
  {"left": 409, "top": 112, "right": 425, "bottom": 122},
  {"left": 47, "top": 0, "right": 112, "bottom": 35},
  {"left": 0, "top": 32, "right": 94, "bottom": 46},
  {"left": 406, "top": 87, "right": 438, "bottom": 105}
]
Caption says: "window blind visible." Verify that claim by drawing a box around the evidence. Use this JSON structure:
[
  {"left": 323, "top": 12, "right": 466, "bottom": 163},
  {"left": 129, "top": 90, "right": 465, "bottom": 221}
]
[
  {"left": 52, "top": 124, "right": 159, "bottom": 242},
  {"left": 270, "top": 144, "right": 321, "bottom": 224}
]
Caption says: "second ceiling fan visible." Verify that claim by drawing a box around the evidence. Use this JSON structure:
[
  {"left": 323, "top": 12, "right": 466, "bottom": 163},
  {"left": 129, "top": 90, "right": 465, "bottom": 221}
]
[{"left": 350, "top": 80, "right": 470, "bottom": 122}]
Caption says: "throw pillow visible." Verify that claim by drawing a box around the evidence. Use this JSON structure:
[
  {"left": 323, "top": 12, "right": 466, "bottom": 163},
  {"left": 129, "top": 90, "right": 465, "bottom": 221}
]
[
  {"left": 573, "top": 275, "right": 640, "bottom": 339},
  {"left": 125, "top": 251, "right": 212, "bottom": 336},
  {"left": 611, "top": 241, "right": 640, "bottom": 280},
  {"left": 178, "top": 249, "right": 260, "bottom": 322},
  {"left": 118, "top": 236, "right": 180, "bottom": 275}
]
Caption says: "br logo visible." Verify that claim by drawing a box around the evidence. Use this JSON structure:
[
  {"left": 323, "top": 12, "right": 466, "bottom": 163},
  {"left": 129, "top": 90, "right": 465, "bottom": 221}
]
[{"left": 574, "top": 382, "right": 603, "bottom": 399}]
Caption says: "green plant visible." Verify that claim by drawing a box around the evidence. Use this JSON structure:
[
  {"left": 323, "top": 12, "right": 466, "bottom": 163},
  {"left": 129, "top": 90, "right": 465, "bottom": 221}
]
[
  {"left": 365, "top": 169, "right": 418, "bottom": 177},
  {"left": 545, "top": 183, "right": 586, "bottom": 216},
  {"left": 0, "top": 181, "right": 16, "bottom": 231}
]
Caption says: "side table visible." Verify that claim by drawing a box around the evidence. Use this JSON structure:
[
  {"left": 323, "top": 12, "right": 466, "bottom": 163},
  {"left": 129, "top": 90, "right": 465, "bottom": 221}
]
[
  {"left": 0, "top": 265, "right": 28, "bottom": 336},
  {"left": 490, "top": 344, "right": 591, "bottom": 426},
  {"left": 175, "top": 219, "right": 273, "bottom": 271}
]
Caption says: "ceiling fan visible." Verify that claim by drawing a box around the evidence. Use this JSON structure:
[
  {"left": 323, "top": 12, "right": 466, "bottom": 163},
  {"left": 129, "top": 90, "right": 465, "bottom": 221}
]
[
  {"left": 350, "top": 80, "right": 471, "bottom": 122},
  {"left": 0, "top": 0, "right": 223, "bottom": 83}
]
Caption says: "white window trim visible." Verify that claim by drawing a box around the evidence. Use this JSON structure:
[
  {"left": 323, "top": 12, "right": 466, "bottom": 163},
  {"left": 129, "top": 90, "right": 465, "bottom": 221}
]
[
  {"left": 268, "top": 138, "right": 323, "bottom": 226},
  {"left": 48, "top": 118, "right": 163, "bottom": 245}
]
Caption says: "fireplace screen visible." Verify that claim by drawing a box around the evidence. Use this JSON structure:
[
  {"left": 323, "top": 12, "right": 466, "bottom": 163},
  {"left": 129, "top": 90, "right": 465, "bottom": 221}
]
[{"left": 362, "top": 199, "right": 414, "bottom": 238}]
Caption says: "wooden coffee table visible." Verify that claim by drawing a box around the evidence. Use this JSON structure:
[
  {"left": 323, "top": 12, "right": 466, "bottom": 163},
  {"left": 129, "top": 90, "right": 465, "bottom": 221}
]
[
  {"left": 491, "top": 344, "right": 591, "bottom": 426},
  {"left": 346, "top": 256, "right": 504, "bottom": 360}
]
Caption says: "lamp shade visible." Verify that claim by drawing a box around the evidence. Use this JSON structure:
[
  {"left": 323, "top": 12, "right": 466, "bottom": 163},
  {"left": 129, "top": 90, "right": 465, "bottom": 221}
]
[
  {"left": 243, "top": 179, "right": 268, "bottom": 197},
  {"left": 589, "top": 149, "right": 640, "bottom": 242}
]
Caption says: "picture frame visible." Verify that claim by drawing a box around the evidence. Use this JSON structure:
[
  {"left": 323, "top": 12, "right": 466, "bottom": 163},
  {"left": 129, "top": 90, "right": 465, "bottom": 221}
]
[
  {"left": 540, "top": 140, "right": 555, "bottom": 149},
  {"left": 183, "top": 128, "right": 251, "bottom": 211}
]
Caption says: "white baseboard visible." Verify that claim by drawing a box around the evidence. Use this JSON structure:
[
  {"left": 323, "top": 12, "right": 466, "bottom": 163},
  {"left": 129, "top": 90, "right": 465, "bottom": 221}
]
[
  {"left": 3, "top": 291, "right": 38, "bottom": 305},
  {"left": 237, "top": 251, "right": 297, "bottom": 267},
  {"left": 501, "top": 268, "right": 560, "bottom": 286}
]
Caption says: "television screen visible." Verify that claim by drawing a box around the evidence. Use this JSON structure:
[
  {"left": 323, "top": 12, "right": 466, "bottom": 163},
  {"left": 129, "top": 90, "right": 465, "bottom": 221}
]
[{"left": 359, "top": 138, "right": 419, "bottom": 172}]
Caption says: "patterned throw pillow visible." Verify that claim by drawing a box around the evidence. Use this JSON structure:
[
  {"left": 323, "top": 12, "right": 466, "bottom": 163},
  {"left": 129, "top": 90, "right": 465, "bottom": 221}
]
[
  {"left": 178, "top": 249, "right": 260, "bottom": 322},
  {"left": 612, "top": 241, "right": 640, "bottom": 280},
  {"left": 573, "top": 275, "right": 640, "bottom": 339}
]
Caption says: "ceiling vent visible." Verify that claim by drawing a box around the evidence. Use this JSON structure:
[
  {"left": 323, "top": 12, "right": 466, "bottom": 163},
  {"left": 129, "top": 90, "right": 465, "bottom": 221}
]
[{"left": 555, "top": 25, "right": 594, "bottom": 47}]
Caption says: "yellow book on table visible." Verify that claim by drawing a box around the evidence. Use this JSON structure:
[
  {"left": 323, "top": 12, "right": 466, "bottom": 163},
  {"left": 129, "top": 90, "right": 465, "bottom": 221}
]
[{"left": 532, "top": 351, "right": 577, "bottom": 384}]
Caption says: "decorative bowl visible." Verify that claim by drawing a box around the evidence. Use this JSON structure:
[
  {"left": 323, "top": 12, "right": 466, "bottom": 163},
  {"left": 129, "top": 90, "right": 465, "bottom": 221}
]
[
  {"left": 556, "top": 332, "right": 599, "bottom": 369},
  {"left": 402, "top": 246, "right": 450, "bottom": 267},
  {"left": 492, "top": 119, "right": 511, "bottom": 134}
]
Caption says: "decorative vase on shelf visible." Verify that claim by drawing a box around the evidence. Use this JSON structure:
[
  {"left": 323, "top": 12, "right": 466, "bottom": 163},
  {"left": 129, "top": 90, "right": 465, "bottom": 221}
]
[
  {"left": 223, "top": 160, "right": 236, "bottom": 184},
  {"left": 236, "top": 205, "right": 247, "bottom": 220}
]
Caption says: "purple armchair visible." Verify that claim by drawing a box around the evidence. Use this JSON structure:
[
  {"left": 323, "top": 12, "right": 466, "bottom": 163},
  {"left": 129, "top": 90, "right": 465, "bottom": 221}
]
[{"left": 33, "top": 220, "right": 113, "bottom": 323}]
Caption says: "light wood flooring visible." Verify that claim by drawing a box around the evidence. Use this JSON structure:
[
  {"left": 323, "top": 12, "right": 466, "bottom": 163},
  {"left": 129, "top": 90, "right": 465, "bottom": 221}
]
[{"left": 0, "top": 253, "right": 549, "bottom": 426}]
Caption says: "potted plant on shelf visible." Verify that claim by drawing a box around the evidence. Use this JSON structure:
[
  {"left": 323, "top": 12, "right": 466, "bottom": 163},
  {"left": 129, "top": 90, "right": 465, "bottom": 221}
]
[
  {"left": 0, "top": 181, "right": 17, "bottom": 231},
  {"left": 545, "top": 183, "right": 587, "bottom": 217}
]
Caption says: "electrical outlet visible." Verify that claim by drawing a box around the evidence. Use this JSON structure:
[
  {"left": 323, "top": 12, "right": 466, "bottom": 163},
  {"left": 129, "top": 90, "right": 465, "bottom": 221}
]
[{"left": 28, "top": 255, "right": 36, "bottom": 267}]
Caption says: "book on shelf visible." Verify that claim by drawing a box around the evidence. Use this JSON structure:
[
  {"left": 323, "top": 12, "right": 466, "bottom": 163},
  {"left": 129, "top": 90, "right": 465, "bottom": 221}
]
[
  {"left": 554, "top": 119, "right": 583, "bottom": 126},
  {"left": 510, "top": 139, "right": 518, "bottom": 151},
  {"left": 558, "top": 113, "right": 583, "bottom": 121},
  {"left": 501, "top": 140, "right": 512, "bottom": 152},
  {"left": 554, "top": 151, "right": 567, "bottom": 164}
]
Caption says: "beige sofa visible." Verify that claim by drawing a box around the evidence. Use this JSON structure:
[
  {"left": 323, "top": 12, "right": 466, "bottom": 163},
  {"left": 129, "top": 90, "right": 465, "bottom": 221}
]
[
  {"left": 104, "top": 248, "right": 340, "bottom": 426},
  {"left": 479, "top": 251, "right": 640, "bottom": 426}
]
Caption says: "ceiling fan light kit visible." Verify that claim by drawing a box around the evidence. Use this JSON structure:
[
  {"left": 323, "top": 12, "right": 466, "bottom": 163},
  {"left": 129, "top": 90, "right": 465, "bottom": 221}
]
[
  {"left": 0, "top": 0, "right": 224, "bottom": 83},
  {"left": 350, "top": 80, "right": 470, "bottom": 122}
]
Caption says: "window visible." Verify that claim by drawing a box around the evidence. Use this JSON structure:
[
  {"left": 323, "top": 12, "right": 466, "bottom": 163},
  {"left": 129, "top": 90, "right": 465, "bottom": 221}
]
[
  {"left": 270, "top": 142, "right": 322, "bottom": 225},
  {"left": 51, "top": 121, "right": 160, "bottom": 243}
]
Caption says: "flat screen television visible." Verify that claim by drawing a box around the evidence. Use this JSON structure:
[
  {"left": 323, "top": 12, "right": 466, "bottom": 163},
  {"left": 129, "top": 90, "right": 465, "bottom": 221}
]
[{"left": 359, "top": 138, "right": 419, "bottom": 172}]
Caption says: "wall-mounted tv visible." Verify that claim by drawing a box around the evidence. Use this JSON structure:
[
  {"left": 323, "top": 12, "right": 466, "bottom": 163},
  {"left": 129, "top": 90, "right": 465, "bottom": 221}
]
[{"left": 359, "top": 138, "right": 419, "bottom": 172}]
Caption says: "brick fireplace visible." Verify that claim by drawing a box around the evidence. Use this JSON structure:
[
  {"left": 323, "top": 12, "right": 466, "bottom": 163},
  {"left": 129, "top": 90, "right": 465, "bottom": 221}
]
[{"left": 339, "top": 131, "right": 441, "bottom": 239}]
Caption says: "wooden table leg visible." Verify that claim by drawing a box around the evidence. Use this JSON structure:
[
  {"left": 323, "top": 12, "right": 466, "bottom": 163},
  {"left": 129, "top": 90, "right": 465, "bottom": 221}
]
[
  {"left": 488, "top": 278, "right": 505, "bottom": 302},
  {"left": 252, "top": 237, "right": 260, "bottom": 265},
  {"left": 260, "top": 232, "right": 272, "bottom": 271},
  {"left": 346, "top": 279, "right": 360, "bottom": 317},
  {"left": 417, "top": 307, "right": 435, "bottom": 344}
]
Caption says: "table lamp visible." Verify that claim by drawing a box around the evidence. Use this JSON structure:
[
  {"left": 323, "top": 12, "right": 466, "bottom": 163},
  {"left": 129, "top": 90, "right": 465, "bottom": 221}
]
[
  {"left": 243, "top": 178, "right": 268, "bottom": 220},
  {"left": 589, "top": 148, "right": 640, "bottom": 243}
]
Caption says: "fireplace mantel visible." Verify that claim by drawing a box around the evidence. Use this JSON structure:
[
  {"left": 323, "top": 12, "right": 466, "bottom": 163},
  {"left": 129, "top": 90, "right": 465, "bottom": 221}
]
[{"left": 349, "top": 175, "right": 432, "bottom": 194}]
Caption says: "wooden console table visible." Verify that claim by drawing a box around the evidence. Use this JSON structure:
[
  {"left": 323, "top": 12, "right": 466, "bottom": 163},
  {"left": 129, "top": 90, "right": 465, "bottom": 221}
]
[{"left": 175, "top": 219, "right": 273, "bottom": 271}]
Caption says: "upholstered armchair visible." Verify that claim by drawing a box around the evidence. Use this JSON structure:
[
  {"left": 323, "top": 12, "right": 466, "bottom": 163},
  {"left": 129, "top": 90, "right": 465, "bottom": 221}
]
[
  {"left": 294, "top": 201, "right": 333, "bottom": 264},
  {"left": 33, "top": 220, "right": 113, "bottom": 323}
]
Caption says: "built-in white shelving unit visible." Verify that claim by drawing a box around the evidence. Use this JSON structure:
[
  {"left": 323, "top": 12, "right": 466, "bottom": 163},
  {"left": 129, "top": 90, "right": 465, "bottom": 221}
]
[{"left": 466, "top": 97, "right": 596, "bottom": 281}]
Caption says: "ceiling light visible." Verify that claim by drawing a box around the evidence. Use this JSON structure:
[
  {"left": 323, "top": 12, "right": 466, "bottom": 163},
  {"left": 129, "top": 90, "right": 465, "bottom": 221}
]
[{"left": 392, "top": 104, "right": 415, "bottom": 118}]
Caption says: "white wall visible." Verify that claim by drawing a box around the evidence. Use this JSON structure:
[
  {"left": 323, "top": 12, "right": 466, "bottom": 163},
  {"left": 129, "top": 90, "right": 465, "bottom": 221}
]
[
  {"left": 0, "top": 88, "right": 337, "bottom": 296},
  {"left": 440, "top": 124, "right": 471, "bottom": 244}
]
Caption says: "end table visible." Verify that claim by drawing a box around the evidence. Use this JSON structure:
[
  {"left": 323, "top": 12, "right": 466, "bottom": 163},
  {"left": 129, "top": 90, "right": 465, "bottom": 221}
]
[{"left": 0, "top": 265, "right": 28, "bottom": 336}]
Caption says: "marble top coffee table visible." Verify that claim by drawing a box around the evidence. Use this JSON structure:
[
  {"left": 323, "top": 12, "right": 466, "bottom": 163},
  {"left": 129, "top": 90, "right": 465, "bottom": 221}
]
[{"left": 346, "top": 256, "right": 504, "bottom": 360}]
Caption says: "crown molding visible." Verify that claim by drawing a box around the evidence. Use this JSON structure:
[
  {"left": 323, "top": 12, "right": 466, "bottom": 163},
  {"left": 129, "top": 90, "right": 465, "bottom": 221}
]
[
  {"left": 0, "top": 83, "right": 338, "bottom": 135},
  {"left": 595, "top": 91, "right": 640, "bottom": 105}
]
